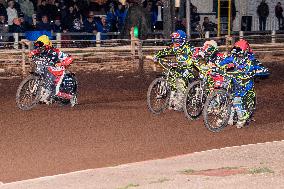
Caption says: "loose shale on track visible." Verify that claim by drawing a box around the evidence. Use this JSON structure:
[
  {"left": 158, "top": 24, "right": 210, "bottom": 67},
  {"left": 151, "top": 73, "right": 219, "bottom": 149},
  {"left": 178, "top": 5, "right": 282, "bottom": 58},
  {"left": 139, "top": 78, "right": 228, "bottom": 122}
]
[{"left": 0, "top": 61, "right": 283, "bottom": 183}]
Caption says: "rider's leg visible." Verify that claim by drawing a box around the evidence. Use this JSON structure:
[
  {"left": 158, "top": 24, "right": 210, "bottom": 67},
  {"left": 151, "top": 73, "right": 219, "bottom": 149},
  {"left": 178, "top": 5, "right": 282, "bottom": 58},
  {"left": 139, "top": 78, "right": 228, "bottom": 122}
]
[
  {"left": 234, "top": 96, "right": 249, "bottom": 128},
  {"left": 55, "top": 71, "right": 65, "bottom": 96},
  {"left": 228, "top": 106, "right": 235, "bottom": 125},
  {"left": 174, "top": 77, "right": 186, "bottom": 111},
  {"left": 42, "top": 68, "right": 56, "bottom": 103}
]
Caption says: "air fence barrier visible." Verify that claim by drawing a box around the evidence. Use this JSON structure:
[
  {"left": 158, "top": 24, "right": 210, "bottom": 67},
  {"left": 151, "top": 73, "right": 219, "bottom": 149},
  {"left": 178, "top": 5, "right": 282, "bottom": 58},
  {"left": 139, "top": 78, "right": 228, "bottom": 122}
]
[{"left": 1, "top": 31, "right": 284, "bottom": 78}]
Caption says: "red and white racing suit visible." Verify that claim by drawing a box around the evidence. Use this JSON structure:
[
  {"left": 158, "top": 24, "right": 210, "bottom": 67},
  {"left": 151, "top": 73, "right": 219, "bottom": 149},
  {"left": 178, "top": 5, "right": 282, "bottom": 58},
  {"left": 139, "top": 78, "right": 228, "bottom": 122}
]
[{"left": 29, "top": 46, "right": 74, "bottom": 99}]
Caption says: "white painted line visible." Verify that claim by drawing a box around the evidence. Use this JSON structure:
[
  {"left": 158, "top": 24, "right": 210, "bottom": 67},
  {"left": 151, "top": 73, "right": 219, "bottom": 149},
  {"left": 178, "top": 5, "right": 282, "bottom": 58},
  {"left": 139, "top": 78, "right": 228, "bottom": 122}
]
[
  {"left": 1, "top": 169, "right": 94, "bottom": 186},
  {"left": 2, "top": 140, "right": 284, "bottom": 186},
  {"left": 192, "top": 140, "right": 284, "bottom": 154}
]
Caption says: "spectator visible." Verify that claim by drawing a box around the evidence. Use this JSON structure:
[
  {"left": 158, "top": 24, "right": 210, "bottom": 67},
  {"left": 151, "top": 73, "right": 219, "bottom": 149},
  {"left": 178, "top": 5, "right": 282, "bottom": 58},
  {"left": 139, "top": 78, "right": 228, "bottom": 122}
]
[
  {"left": 53, "top": 0, "right": 62, "bottom": 18},
  {"left": 9, "top": 17, "right": 25, "bottom": 33},
  {"left": 15, "top": 0, "right": 22, "bottom": 12},
  {"left": 0, "top": 2, "right": 7, "bottom": 21},
  {"left": 145, "top": 0, "right": 157, "bottom": 31},
  {"left": 6, "top": 0, "right": 18, "bottom": 26},
  {"left": 52, "top": 16, "right": 63, "bottom": 32},
  {"left": 115, "top": 2, "right": 127, "bottom": 32},
  {"left": 275, "top": 2, "right": 283, "bottom": 30},
  {"left": 257, "top": 0, "right": 269, "bottom": 31},
  {"left": 106, "top": 2, "right": 117, "bottom": 32},
  {"left": 18, "top": 12, "right": 32, "bottom": 30},
  {"left": 20, "top": 0, "right": 34, "bottom": 25},
  {"left": 203, "top": 16, "right": 216, "bottom": 32},
  {"left": 95, "top": 16, "right": 110, "bottom": 40},
  {"left": 37, "top": 0, "right": 49, "bottom": 19},
  {"left": 64, "top": 5, "right": 81, "bottom": 31},
  {"left": 104, "top": 0, "right": 118, "bottom": 13},
  {"left": 57, "top": 0, "right": 67, "bottom": 19},
  {"left": 191, "top": 5, "right": 200, "bottom": 31},
  {"left": 46, "top": 0, "right": 58, "bottom": 21},
  {"left": 69, "top": 18, "right": 84, "bottom": 32},
  {"left": 83, "top": 11, "right": 97, "bottom": 33},
  {"left": 120, "top": 0, "right": 151, "bottom": 39},
  {"left": 0, "top": 13, "right": 9, "bottom": 43},
  {"left": 155, "top": 0, "right": 163, "bottom": 30},
  {"left": 36, "top": 14, "right": 52, "bottom": 31}
]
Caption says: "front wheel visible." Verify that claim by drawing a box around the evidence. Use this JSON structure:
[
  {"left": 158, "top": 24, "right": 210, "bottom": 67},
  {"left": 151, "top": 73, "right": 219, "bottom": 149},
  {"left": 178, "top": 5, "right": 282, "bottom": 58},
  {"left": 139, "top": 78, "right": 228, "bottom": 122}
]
[
  {"left": 183, "top": 80, "right": 206, "bottom": 120},
  {"left": 147, "top": 77, "right": 170, "bottom": 114},
  {"left": 16, "top": 75, "right": 41, "bottom": 110},
  {"left": 203, "top": 89, "right": 232, "bottom": 132}
]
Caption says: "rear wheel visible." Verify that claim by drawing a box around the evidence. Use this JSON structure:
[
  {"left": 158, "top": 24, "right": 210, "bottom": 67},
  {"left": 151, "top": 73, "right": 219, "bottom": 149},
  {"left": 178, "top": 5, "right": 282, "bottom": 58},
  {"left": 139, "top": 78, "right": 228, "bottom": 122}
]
[
  {"left": 16, "top": 75, "right": 41, "bottom": 110},
  {"left": 147, "top": 77, "right": 170, "bottom": 114},
  {"left": 183, "top": 80, "right": 206, "bottom": 120},
  {"left": 203, "top": 89, "right": 232, "bottom": 132}
]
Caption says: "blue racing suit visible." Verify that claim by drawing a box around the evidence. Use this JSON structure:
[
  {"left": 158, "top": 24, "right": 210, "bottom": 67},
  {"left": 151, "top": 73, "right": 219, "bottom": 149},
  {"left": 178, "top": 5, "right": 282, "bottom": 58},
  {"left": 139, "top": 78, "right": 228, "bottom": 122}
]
[{"left": 219, "top": 55, "right": 269, "bottom": 125}]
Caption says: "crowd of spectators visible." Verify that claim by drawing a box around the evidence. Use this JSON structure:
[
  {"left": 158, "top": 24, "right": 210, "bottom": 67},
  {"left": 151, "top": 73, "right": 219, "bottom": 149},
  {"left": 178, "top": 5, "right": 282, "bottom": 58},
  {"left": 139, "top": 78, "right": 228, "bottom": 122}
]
[
  {"left": 0, "top": 0, "right": 168, "bottom": 39},
  {"left": 0, "top": 0, "right": 282, "bottom": 42}
]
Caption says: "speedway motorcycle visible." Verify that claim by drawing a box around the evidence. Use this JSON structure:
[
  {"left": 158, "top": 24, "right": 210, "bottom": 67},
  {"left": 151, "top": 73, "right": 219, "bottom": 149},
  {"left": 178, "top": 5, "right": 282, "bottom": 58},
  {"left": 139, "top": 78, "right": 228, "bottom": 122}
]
[{"left": 16, "top": 55, "right": 78, "bottom": 110}]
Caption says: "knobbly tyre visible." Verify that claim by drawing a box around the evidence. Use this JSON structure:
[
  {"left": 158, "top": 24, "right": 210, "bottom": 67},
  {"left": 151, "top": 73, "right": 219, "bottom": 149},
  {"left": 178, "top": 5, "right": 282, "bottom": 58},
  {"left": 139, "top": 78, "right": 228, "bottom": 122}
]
[
  {"left": 182, "top": 63, "right": 210, "bottom": 120},
  {"left": 147, "top": 57, "right": 194, "bottom": 114},
  {"left": 16, "top": 55, "right": 78, "bottom": 110},
  {"left": 202, "top": 73, "right": 256, "bottom": 132}
]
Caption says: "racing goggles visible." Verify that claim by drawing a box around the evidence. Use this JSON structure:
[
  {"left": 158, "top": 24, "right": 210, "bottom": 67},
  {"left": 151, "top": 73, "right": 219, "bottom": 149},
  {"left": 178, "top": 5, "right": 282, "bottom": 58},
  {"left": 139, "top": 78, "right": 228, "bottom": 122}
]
[
  {"left": 231, "top": 47, "right": 245, "bottom": 57},
  {"left": 171, "top": 38, "right": 185, "bottom": 44},
  {"left": 34, "top": 41, "right": 45, "bottom": 49}
]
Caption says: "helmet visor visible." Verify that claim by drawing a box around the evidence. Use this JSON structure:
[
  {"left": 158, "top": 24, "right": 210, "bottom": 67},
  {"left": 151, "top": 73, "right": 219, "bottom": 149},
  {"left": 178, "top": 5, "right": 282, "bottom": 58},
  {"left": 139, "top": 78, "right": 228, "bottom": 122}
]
[
  {"left": 34, "top": 41, "right": 44, "bottom": 49},
  {"left": 172, "top": 38, "right": 184, "bottom": 48}
]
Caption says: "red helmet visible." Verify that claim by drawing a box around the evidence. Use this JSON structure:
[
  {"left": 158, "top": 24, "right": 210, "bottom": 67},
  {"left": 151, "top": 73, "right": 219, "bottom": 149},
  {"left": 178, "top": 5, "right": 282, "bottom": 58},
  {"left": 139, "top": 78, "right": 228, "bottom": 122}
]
[{"left": 234, "top": 39, "right": 252, "bottom": 53}]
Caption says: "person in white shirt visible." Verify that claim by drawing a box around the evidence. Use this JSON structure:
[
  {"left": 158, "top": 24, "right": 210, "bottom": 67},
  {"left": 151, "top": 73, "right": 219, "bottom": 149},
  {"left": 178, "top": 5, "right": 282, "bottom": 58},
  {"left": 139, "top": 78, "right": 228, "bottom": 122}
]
[{"left": 6, "top": 0, "right": 18, "bottom": 26}]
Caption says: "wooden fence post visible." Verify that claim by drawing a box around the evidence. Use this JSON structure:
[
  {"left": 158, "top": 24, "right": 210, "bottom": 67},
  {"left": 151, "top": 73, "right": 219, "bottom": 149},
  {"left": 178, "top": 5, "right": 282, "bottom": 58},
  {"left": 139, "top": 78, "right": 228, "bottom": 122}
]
[
  {"left": 239, "top": 31, "right": 244, "bottom": 40},
  {"left": 21, "top": 42, "right": 26, "bottom": 76},
  {"left": 13, "top": 33, "right": 19, "bottom": 49},
  {"left": 20, "top": 40, "right": 32, "bottom": 77},
  {"left": 272, "top": 30, "right": 276, "bottom": 43},
  {"left": 56, "top": 33, "right": 61, "bottom": 48},
  {"left": 226, "top": 35, "right": 234, "bottom": 54},
  {"left": 137, "top": 41, "right": 144, "bottom": 73},
  {"left": 96, "top": 32, "right": 101, "bottom": 47},
  {"left": 130, "top": 27, "right": 135, "bottom": 56},
  {"left": 130, "top": 27, "right": 144, "bottom": 73}
]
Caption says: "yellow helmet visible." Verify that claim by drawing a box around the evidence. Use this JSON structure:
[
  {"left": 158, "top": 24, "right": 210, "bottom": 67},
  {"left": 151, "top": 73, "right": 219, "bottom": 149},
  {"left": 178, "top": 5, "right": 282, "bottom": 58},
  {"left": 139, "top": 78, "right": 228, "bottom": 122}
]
[{"left": 35, "top": 35, "right": 52, "bottom": 47}]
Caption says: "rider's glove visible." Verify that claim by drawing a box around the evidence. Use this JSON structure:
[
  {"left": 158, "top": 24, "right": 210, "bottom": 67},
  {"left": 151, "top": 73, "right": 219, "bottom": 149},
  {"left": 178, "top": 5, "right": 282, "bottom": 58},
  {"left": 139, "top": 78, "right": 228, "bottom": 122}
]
[
  {"left": 153, "top": 55, "right": 158, "bottom": 62},
  {"left": 227, "top": 63, "right": 235, "bottom": 68},
  {"left": 61, "top": 56, "right": 74, "bottom": 66},
  {"left": 28, "top": 50, "right": 39, "bottom": 58},
  {"left": 55, "top": 62, "right": 62, "bottom": 67}
]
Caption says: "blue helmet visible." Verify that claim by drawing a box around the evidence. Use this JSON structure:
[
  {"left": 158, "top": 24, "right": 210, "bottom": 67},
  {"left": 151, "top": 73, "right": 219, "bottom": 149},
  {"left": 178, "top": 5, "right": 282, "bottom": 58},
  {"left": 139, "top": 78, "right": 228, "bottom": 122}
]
[{"left": 171, "top": 30, "right": 187, "bottom": 48}]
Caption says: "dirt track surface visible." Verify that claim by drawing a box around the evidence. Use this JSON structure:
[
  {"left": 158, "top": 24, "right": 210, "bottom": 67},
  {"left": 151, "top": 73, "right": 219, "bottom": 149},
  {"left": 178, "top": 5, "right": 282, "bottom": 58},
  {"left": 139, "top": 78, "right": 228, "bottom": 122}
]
[{"left": 0, "top": 62, "right": 284, "bottom": 183}]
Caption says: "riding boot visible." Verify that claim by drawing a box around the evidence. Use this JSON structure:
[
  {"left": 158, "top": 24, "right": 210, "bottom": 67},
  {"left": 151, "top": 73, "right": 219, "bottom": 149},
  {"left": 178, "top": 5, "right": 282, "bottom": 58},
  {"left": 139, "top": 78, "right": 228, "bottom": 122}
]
[
  {"left": 168, "top": 91, "right": 176, "bottom": 110},
  {"left": 228, "top": 107, "right": 235, "bottom": 125}
]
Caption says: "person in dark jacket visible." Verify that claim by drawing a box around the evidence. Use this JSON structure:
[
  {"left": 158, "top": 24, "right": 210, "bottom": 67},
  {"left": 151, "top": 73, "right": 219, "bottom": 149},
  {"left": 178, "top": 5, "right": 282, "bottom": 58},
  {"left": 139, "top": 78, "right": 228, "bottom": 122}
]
[
  {"left": 257, "top": 0, "right": 269, "bottom": 31},
  {"left": 36, "top": 15, "right": 52, "bottom": 31},
  {"left": 120, "top": 0, "right": 151, "bottom": 39},
  {"left": 275, "top": 2, "right": 283, "bottom": 30}
]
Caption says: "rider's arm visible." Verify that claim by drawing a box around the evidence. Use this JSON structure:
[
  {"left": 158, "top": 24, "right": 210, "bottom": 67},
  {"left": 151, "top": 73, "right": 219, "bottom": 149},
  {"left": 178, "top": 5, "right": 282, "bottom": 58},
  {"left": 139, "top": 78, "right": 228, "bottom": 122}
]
[
  {"left": 28, "top": 49, "right": 40, "bottom": 57},
  {"left": 219, "top": 56, "right": 235, "bottom": 67},
  {"left": 154, "top": 46, "right": 174, "bottom": 59},
  {"left": 252, "top": 63, "right": 270, "bottom": 77},
  {"left": 60, "top": 56, "right": 73, "bottom": 66},
  {"left": 54, "top": 49, "right": 73, "bottom": 66}
]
